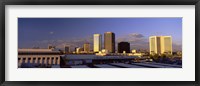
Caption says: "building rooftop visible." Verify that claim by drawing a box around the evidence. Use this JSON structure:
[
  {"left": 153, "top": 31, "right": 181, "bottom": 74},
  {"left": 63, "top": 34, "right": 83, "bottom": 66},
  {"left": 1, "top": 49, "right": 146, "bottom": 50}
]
[
  {"left": 105, "top": 32, "right": 113, "bottom": 33},
  {"left": 149, "top": 36, "right": 172, "bottom": 38},
  {"left": 18, "top": 49, "right": 60, "bottom": 53},
  {"left": 94, "top": 34, "right": 101, "bottom": 36}
]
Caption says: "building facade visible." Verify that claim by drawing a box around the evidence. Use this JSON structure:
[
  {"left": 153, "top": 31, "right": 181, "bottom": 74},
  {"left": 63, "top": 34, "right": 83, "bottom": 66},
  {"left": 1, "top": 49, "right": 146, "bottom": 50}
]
[
  {"left": 93, "top": 34, "right": 102, "bottom": 53},
  {"left": 84, "top": 43, "right": 90, "bottom": 52},
  {"left": 118, "top": 42, "right": 130, "bottom": 53},
  {"left": 149, "top": 36, "right": 172, "bottom": 55},
  {"left": 64, "top": 45, "right": 70, "bottom": 54},
  {"left": 104, "top": 32, "right": 115, "bottom": 53},
  {"left": 76, "top": 47, "right": 84, "bottom": 53},
  {"left": 18, "top": 49, "right": 61, "bottom": 68}
]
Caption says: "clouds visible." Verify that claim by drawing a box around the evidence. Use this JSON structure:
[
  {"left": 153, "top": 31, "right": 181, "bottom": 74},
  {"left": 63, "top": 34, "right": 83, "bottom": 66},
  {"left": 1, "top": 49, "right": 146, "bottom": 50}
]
[
  {"left": 128, "top": 33, "right": 144, "bottom": 38},
  {"left": 116, "top": 33, "right": 148, "bottom": 50},
  {"left": 19, "top": 18, "right": 182, "bottom": 52},
  {"left": 117, "top": 33, "right": 147, "bottom": 43},
  {"left": 49, "top": 31, "right": 54, "bottom": 35}
]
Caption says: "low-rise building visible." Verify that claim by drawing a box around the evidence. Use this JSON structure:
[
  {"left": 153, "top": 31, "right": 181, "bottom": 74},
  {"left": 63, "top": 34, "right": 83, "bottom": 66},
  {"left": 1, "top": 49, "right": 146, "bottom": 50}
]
[{"left": 18, "top": 49, "right": 61, "bottom": 68}]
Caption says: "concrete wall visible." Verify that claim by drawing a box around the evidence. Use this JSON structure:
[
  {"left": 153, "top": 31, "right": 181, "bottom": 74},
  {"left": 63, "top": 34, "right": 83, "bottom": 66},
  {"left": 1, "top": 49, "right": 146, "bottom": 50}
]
[{"left": 18, "top": 55, "right": 60, "bottom": 65}]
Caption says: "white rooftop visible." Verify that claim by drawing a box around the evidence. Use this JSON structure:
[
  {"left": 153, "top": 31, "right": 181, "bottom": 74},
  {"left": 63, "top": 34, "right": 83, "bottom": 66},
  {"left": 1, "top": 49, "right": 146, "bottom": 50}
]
[{"left": 18, "top": 49, "right": 60, "bottom": 53}]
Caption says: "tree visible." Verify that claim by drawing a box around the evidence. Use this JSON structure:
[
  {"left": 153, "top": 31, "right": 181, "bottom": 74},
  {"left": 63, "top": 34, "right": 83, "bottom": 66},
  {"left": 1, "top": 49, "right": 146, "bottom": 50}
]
[{"left": 150, "top": 54, "right": 159, "bottom": 62}]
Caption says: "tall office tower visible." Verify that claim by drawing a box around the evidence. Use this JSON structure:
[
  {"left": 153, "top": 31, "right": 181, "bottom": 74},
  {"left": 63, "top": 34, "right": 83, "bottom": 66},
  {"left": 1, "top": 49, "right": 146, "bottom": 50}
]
[
  {"left": 118, "top": 42, "right": 130, "bottom": 53},
  {"left": 84, "top": 43, "right": 90, "bottom": 52},
  {"left": 149, "top": 36, "right": 172, "bottom": 55},
  {"left": 104, "top": 32, "right": 115, "bottom": 53},
  {"left": 93, "top": 34, "right": 102, "bottom": 53},
  {"left": 64, "top": 45, "right": 70, "bottom": 54}
]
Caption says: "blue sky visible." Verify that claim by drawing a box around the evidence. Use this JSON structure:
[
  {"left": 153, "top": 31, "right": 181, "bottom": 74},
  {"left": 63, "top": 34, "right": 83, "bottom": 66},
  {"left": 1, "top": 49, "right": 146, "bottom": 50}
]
[{"left": 18, "top": 18, "right": 182, "bottom": 51}]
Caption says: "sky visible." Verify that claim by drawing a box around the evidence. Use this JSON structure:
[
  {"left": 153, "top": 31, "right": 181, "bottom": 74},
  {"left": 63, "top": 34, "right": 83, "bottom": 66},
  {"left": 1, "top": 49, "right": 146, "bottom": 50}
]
[{"left": 18, "top": 18, "right": 182, "bottom": 51}]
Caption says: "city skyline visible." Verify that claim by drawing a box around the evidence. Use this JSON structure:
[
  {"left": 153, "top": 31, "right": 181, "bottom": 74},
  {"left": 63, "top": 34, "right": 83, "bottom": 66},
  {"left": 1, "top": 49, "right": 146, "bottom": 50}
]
[{"left": 18, "top": 18, "right": 182, "bottom": 51}]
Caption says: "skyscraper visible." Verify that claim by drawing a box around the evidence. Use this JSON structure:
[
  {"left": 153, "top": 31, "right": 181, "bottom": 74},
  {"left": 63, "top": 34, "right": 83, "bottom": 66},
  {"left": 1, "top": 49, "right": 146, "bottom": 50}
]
[
  {"left": 93, "top": 34, "right": 102, "bottom": 53},
  {"left": 64, "top": 45, "right": 70, "bottom": 54},
  {"left": 149, "top": 36, "right": 172, "bottom": 55},
  {"left": 104, "top": 32, "right": 115, "bottom": 53},
  {"left": 84, "top": 43, "right": 90, "bottom": 53},
  {"left": 118, "top": 42, "right": 130, "bottom": 53}
]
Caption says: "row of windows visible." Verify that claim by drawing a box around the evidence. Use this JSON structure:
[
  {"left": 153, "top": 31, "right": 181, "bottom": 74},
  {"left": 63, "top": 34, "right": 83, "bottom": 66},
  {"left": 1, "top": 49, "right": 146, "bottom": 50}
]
[
  {"left": 18, "top": 57, "right": 60, "bottom": 65},
  {"left": 18, "top": 59, "right": 59, "bottom": 65}
]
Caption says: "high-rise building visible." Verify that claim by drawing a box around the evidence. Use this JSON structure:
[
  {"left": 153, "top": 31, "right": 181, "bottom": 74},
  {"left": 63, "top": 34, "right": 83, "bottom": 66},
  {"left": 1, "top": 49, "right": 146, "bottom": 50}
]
[
  {"left": 104, "top": 32, "right": 115, "bottom": 53},
  {"left": 84, "top": 43, "right": 90, "bottom": 52},
  {"left": 118, "top": 42, "right": 130, "bottom": 53},
  {"left": 93, "top": 34, "right": 102, "bottom": 53},
  {"left": 64, "top": 45, "right": 70, "bottom": 54},
  {"left": 149, "top": 36, "right": 172, "bottom": 55}
]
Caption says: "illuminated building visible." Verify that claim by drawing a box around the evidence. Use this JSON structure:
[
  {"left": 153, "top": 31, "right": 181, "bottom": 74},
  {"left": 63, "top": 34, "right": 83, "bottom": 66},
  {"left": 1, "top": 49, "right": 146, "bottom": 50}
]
[
  {"left": 132, "top": 49, "right": 137, "bottom": 53},
  {"left": 93, "top": 34, "right": 102, "bottom": 53},
  {"left": 84, "top": 43, "right": 90, "bottom": 52},
  {"left": 104, "top": 32, "right": 115, "bottom": 53},
  {"left": 149, "top": 36, "right": 172, "bottom": 55},
  {"left": 76, "top": 47, "right": 83, "bottom": 53}
]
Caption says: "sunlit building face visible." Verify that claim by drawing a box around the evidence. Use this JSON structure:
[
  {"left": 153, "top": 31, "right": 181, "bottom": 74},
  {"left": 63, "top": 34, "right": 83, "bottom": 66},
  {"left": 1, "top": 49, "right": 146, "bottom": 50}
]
[
  {"left": 149, "top": 36, "right": 172, "bottom": 55},
  {"left": 104, "top": 32, "right": 115, "bottom": 53},
  {"left": 84, "top": 43, "right": 90, "bottom": 52},
  {"left": 93, "top": 34, "right": 102, "bottom": 52}
]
